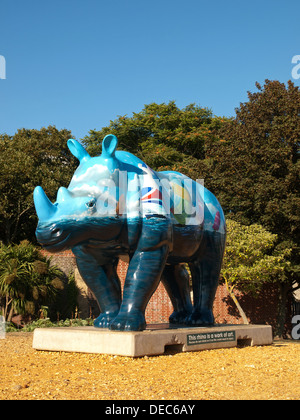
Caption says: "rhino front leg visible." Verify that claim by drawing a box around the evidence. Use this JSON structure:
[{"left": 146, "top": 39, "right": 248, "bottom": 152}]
[
  {"left": 72, "top": 247, "right": 121, "bottom": 328},
  {"left": 110, "top": 218, "right": 171, "bottom": 331},
  {"left": 110, "top": 246, "right": 169, "bottom": 331}
]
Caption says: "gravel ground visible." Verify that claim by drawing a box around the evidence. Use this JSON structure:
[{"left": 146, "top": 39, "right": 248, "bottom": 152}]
[{"left": 0, "top": 332, "right": 299, "bottom": 400}]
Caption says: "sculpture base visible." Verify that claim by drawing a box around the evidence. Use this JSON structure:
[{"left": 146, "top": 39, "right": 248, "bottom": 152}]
[{"left": 32, "top": 324, "right": 272, "bottom": 357}]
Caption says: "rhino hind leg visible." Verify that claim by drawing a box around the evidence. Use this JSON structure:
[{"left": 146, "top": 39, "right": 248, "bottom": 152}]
[
  {"left": 161, "top": 264, "right": 193, "bottom": 324},
  {"left": 186, "top": 232, "right": 225, "bottom": 326}
]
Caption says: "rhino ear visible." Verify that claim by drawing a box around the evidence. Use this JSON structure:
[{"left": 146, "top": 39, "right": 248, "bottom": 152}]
[
  {"left": 67, "top": 139, "right": 90, "bottom": 163},
  {"left": 102, "top": 134, "right": 118, "bottom": 158}
]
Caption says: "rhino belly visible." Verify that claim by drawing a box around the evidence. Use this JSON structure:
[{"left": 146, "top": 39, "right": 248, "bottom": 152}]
[{"left": 167, "top": 225, "right": 203, "bottom": 262}]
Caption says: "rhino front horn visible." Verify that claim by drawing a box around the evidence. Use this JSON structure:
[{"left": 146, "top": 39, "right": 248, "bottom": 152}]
[{"left": 33, "top": 186, "right": 57, "bottom": 222}]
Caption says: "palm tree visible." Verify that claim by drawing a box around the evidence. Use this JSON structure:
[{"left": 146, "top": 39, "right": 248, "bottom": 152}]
[{"left": 0, "top": 241, "right": 64, "bottom": 322}]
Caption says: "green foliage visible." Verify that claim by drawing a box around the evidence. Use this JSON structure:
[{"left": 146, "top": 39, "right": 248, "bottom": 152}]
[
  {"left": 208, "top": 80, "right": 299, "bottom": 256},
  {"left": 221, "top": 220, "right": 291, "bottom": 324},
  {"left": 222, "top": 220, "right": 291, "bottom": 294},
  {"left": 5, "top": 317, "right": 94, "bottom": 332},
  {"left": 0, "top": 241, "right": 64, "bottom": 321},
  {"left": 48, "top": 273, "right": 79, "bottom": 321},
  {"left": 83, "top": 101, "right": 227, "bottom": 180},
  {"left": 0, "top": 126, "right": 77, "bottom": 244}
]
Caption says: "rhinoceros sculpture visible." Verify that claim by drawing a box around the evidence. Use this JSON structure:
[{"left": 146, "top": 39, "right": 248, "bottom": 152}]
[{"left": 33, "top": 134, "right": 226, "bottom": 331}]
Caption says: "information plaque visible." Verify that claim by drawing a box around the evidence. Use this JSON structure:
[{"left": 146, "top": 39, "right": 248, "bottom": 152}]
[{"left": 187, "top": 330, "right": 236, "bottom": 346}]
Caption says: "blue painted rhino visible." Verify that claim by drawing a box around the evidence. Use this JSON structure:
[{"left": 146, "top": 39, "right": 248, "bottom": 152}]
[{"left": 33, "top": 134, "right": 226, "bottom": 331}]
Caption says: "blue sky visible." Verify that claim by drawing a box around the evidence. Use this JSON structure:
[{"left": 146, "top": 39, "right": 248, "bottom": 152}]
[{"left": 0, "top": 0, "right": 299, "bottom": 140}]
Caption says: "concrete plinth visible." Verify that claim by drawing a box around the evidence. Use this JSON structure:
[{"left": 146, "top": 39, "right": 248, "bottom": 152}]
[{"left": 32, "top": 324, "right": 272, "bottom": 357}]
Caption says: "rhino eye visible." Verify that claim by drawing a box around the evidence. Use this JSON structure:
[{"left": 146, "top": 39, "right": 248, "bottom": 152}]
[{"left": 86, "top": 199, "right": 96, "bottom": 209}]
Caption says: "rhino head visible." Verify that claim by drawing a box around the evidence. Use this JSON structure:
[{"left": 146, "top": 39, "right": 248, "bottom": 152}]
[{"left": 33, "top": 135, "right": 123, "bottom": 252}]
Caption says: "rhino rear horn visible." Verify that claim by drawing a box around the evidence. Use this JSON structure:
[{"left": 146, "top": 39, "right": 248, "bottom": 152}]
[
  {"left": 57, "top": 187, "right": 72, "bottom": 202},
  {"left": 33, "top": 186, "right": 57, "bottom": 222}
]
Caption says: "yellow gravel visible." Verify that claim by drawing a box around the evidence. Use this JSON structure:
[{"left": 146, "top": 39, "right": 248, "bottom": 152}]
[{"left": 0, "top": 332, "right": 299, "bottom": 400}]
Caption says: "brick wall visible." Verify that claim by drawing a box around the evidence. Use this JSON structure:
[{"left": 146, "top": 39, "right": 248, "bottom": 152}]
[
  {"left": 40, "top": 249, "right": 76, "bottom": 276},
  {"left": 42, "top": 250, "right": 285, "bottom": 330}
]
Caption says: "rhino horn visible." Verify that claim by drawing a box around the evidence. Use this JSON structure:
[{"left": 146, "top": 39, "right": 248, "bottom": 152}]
[
  {"left": 33, "top": 186, "right": 57, "bottom": 221},
  {"left": 56, "top": 187, "right": 72, "bottom": 202}
]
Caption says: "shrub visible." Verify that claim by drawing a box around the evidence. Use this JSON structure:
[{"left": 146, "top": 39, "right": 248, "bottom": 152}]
[{"left": 0, "top": 241, "right": 64, "bottom": 322}]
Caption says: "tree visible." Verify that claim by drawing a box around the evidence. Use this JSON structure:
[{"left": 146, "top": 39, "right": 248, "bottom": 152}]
[
  {"left": 208, "top": 80, "right": 300, "bottom": 335},
  {"left": 221, "top": 220, "right": 291, "bottom": 324},
  {"left": 0, "top": 126, "right": 77, "bottom": 244},
  {"left": 0, "top": 241, "right": 64, "bottom": 322},
  {"left": 83, "top": 101, "right": 227, "bottom": 180}
]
